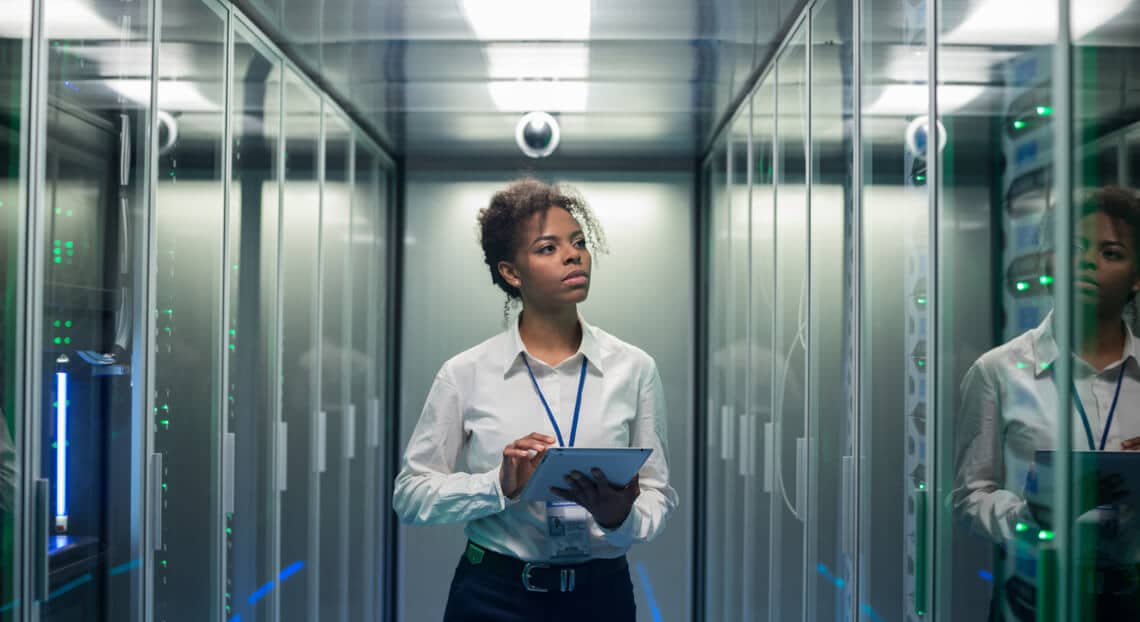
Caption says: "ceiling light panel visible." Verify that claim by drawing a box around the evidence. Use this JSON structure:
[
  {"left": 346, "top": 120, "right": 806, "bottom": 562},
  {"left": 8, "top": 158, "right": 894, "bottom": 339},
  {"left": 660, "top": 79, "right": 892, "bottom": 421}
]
[
  {"left": 486, "top": 43, "right": 589, "bottom": 79},
  {"left": 460, "top": 0, "right": 591, "bottom": 40}
]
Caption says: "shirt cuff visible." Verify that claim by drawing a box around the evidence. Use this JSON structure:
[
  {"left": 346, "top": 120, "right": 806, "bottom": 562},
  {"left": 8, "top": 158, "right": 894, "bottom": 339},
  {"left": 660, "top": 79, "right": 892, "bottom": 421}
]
[
  {"left": 599, "top": 507, "right": 638, "bottom": 546},
  {"left": 482, "top": 467, "right": 517, "bottom": 510}
]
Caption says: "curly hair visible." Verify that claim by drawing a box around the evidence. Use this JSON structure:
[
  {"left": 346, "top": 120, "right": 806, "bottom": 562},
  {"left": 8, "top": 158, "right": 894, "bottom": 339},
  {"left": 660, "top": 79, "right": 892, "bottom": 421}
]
[{"left": 477, "top": 178, "right": 609, "bottom": 315}]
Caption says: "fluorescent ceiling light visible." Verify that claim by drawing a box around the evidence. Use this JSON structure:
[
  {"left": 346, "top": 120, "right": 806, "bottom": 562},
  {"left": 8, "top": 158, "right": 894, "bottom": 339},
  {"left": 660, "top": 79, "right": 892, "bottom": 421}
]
[
  {"left": 488, "top": 80, "right": 587, "bottom": 113},
  {"left": 867, "top": 84, "right": 984, "bottom": 116},
  {"left": 106, "top": 79, "right": 219, "bottom": 112},
  {"left": 460, "top": 0, "right": 591, "bottom": 40},
  {"left": 486, "top": 43, "right": 589, "bottom": 79},
  {"left": 945, "top": 0, "right": 1131, "bottom": 46}
]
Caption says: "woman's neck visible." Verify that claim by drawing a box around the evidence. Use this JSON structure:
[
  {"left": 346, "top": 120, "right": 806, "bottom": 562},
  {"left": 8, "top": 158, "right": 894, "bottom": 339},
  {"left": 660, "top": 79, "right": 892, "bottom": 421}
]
[
  {"left": 518, "top": 305, "right": 581, "bottom": 358},
  {"left": 1074, "top": 310, "right": 1126, "bottom": 371}
]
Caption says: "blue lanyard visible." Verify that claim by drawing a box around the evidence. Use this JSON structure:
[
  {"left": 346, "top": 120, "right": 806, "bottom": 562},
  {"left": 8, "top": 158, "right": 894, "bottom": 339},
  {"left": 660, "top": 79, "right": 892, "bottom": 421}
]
[
  {"left": 522, "top": 354, "right": 587, "bottom": 448},
  {"left": 1067, "top": 367, "right": 1126, "bottom": 451}
]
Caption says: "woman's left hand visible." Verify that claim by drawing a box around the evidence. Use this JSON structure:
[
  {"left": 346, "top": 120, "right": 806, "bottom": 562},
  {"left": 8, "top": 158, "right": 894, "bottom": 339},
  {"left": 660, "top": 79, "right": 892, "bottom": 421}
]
[{"left": 551, "top": 469, "right": 640, "bottom": 529}]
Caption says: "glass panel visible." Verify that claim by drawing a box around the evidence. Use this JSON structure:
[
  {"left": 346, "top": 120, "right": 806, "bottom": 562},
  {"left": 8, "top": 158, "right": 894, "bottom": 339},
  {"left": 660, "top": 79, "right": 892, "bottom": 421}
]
[
  {"left": 39, "top": 1, "right": 150, "bottom": 619},
  {"left": 773, "top": 24, "right": 808, "bottom": 622},
  {"left": 808, "top": 1, "right": 855, "bottom": 620},
  {"left": 1068, "top": 1, "right": 1140, "bottom": 619},
  {"left": 348, "top": 140, "right": 379, "bottom": 622},
  {"left": 704, "top": 138, "right": 728, "bottom": 622},
  {"left": 0, "top": 1, "right": 27, "bottom": 618},
  {"left": 749, "top": 77, "right": 775, "bottom": 622},
  {"left": 723, "top": 106, "right": 749, "bottom": 622},
  {"left": 934, "top": 1, "right": 1062, "bottom": 621},
  {"left": 278, "top": 69, "right": 321, "bottom": 622},
  {"left": 318, "top": 111, "right": 352, "bottom": 622},
  {"left": 153, "top": 1, "right": 226, "bottom": 620},
  {"left": 372, "top": 167, "right": 390, "bottom": 616},
  {"left": 227, "top": 24, "right": 281, "bottom": 622},
  {"left": 858, "top": 0, "right": 930, "bottom": 619}
]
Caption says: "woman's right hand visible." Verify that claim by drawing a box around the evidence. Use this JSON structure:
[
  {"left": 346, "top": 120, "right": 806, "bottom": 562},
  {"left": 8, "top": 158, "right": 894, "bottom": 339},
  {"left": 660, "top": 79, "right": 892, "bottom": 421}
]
[{"left": 500, "top": 432, "right": 556, "bottom": 499}]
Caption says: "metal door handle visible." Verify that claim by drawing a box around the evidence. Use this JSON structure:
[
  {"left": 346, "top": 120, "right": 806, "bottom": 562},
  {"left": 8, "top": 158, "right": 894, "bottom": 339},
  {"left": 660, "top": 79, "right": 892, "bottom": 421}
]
[
  {"left": 150, "top": 453, "right": 163, "bottom": 551},
  {"left": 366, "top": 398, "right": 380, "bottom": 448},
  {"left": 915, "top": 486, "right": 928, "bottom": 616},
  {"left": 34, "top": 478, "right": 49, "bottom": 602},
  {"left": 223, "top": 432, "right": 235, "bottom": 515},
  {"left": 763, "top": 423, "right": 774, "bottom": 492},
  {"left": 315, "top": 410, "right": 327, "bottom": 473},
  {"left": 278, "top": 421, "right": 288, "bottom": 492}
]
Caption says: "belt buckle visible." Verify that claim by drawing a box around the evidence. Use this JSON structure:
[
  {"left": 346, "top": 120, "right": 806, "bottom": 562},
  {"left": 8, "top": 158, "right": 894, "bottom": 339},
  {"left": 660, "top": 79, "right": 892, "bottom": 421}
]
[{"left": 522, "top": 562, "right": 549, "bottom": 592}]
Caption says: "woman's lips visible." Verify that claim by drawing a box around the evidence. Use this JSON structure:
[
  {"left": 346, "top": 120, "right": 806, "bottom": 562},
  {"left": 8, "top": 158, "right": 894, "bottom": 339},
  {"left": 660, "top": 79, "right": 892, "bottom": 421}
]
[{"left": 564, "top": 275, "right": 588, "bottom": 286}]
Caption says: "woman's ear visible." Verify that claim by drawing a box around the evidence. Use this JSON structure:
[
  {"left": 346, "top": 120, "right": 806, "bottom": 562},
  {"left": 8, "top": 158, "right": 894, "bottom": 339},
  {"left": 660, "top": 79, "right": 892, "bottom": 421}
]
[{"left": 498, "top": 260, "right": 522, "bottom": 289}]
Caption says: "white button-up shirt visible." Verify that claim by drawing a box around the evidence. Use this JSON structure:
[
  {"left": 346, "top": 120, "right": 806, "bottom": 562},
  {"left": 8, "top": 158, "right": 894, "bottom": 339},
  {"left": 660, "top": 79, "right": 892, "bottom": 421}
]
[
  {"left": 393, "top": 314, "right": 678, "bottom": 562},
  {"left": 952, "top": 312, "right": 1140, "bottom": 543}
]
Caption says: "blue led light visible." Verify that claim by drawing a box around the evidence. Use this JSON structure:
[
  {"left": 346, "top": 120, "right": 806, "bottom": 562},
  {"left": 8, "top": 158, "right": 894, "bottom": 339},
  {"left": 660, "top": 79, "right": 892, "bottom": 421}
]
[
  {"left": 979, "top": 570, "right": 994, "bottom": 582},
  {"left": 279, "top": 561, "right": 304, "bottom": 582},
  {"left": 56, "top": 372, "right": 68, "bottom": 521},
  {"left": 634, "top": 563, "right": 663, "bottom": 622},
  {"left": 248, "top": 581, "right": 275, "bottom": 605}
]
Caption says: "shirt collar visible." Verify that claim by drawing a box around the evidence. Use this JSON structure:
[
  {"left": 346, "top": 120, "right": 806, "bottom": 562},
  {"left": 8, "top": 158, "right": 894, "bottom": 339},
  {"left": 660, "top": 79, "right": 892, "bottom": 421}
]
[
  {"left": 503, "top": 311, "right": 605, "bottom": 378},
  {"left": 1031, "top": 310, "right": 1140, "bottom": 377}
]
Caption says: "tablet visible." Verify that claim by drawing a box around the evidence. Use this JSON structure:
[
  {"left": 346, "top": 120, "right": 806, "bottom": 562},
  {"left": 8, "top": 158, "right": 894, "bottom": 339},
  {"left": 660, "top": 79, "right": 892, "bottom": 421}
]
[
  {"left": 1028, "top": 450, "right": 1140, "bottom": 527},
  {"left": 518, "top": 447, "right": 653, "bottom": 503}
]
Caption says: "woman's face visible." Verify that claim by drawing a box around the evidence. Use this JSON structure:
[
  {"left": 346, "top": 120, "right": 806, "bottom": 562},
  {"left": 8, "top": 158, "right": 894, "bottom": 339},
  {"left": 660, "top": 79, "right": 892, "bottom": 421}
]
[
  {"left": 1074, "top": 211, "right": 1140, "bottom": 313},
  {"left": 503, "top": 207, "right": 592, "bottom": 309}
]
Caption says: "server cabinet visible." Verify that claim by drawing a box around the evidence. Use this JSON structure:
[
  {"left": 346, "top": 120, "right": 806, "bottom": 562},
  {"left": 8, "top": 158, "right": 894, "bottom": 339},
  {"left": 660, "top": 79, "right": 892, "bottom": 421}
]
[
  {"left": 0, "top": 1, "right": 29, "bottom": 619},
  {"left": 278, "top": 68, "right": 322, "bottom": 622},
  {"left": 32, "top": 1, "right": 152, "bottom": 620},
  {"left": 152, "top": 1, "right": 228, "bottom": 621},
  {"left": 318, "top": 112, "right": 352, "bottom": 622},
  {"left": 226, "top": 22, "right": 282, "bottom": 622}
]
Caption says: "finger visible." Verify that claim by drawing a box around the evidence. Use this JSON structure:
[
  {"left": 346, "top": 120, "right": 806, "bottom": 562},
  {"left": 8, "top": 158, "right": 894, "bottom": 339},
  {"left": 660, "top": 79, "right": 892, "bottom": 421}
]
[
  {"left": 570, "top": 471, "right": 599, "bottom": 504},
  {"left": 511, "top": 439, "right": 551, "bottom": 452},
  {"left": 525, "top": 432, "right": 557, "bottom": 445},
  {"left": 550, "top": 487, "right": 577, "bottom": 503},
  {"left": 591, "top": 468, "right": 614, "bottom": 489}
]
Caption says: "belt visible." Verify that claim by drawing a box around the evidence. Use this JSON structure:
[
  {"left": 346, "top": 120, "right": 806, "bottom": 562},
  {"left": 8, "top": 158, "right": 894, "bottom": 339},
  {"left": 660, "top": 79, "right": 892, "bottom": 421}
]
[{"left": 462, "top": 541, "right": 627, "bottom": 594}]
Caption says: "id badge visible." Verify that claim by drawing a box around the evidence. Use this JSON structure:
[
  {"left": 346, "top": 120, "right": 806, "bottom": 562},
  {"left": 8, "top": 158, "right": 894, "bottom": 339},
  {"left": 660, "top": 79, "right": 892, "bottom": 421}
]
[{"left": 545, "top": 500, "right": 592, "bottom": 561}]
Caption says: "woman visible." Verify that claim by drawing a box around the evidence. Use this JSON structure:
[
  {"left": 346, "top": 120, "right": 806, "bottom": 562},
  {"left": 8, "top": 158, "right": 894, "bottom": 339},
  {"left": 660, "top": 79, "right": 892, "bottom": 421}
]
[
  {"left": 393, "top": 178, "right": 678, "bottom": 621},
  {"left": 952, "top": 186, "right": 1140, "bottom": 619}
]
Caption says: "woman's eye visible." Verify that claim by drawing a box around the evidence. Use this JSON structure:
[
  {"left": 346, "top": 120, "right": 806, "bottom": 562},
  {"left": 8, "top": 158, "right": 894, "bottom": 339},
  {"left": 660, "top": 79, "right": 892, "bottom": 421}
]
[
  {"left": 574, "top": 239, "right": 586, "bottom": 248},
  {"left": 539, "top": 245, "right": 555, "bottom": 254},
  {"left": 1103, "top": 249, "right": 1124, "bottom": 261}
]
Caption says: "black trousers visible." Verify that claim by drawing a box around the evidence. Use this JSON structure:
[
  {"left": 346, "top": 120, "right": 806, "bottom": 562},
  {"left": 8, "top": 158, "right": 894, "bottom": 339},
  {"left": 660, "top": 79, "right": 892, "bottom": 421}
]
[{"left": 442, "top": 553, "right": 636, "bottom": 622}]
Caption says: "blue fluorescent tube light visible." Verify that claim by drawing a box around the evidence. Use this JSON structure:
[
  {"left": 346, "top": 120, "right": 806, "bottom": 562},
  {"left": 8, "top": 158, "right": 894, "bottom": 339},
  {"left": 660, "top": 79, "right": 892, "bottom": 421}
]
[{"left": 56, "top": 371, "right": 68, "bottom": 527}]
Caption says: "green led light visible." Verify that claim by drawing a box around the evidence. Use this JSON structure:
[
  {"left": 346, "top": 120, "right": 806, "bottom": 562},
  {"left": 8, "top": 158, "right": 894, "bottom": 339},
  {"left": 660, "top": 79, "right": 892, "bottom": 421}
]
[
  {"left": 63, "top": 338, "right": 70, "bottom": 344},
  {"left": 1016, "top": 362, "right": 1027, "bottom": 369},
  {"left": 1038, "top": 530, "right": 1055, "bottom": 541},
  {"left": 232, "top": 264, "right": 239, "bottom": 271},
  {"left": 229, "top": 329, "right": 236, "bottom": 336},
  {"left": 53, "top": 239, "right": 60, "bottom": 246},
  {"left": 66, "top": 250, "right": 73, "bottom": 257},
  {"left": 1041, "top": 362, "right": 1051, "bottom": 370},
  {"left": 226, "top": 527, "right": 232, "bottom": 534},
  {"left": 65, "top": 210, "right": 73, "bottom": 216},
  {"left": 65, "top": 241, "right": 73, "bottom": 248},
  {"left": 1039, "top": 275, "right": 1054, "bottom": 286},
  {"left": 917, "top": 359, "right": 926, "bottom": 367},
  {"left": 1036, "top": 106, "right": 1053, "bottom": 117},
  {"left": 915, "top": 174, "right": 926, "bottom": 182},
  {"left": 53, "top": 337, "right": 61, "bottom": 345},
  {"left": 53, "top": 257, "right": 62, "bottom": 264},
  {"left": 51, "top": 442, "right": 57, "bottom": 449},
  {"left": 918, "top": 482, "right": 926, "bottom": 490},
  {"left": 1013, "top": 119, "right": 1027, "bottom": 130},
  {"left": 1016, "top": 521, "right": 1029, "bottom": 532},
  {"left": 229, "top": 344, "right": 236, "bottom": 351},
  {"left": 53, "top": 320, "right": 60, "bottom": 328},
  {"left": 65, "top": 321, "right": 72, "bottom": 328},
  {"left": 161, "top": 403, "right": 170, "bottom": 411},
  {"left": 160, "top": 419, "right": 170, "bottom": 426},
  {"left": 162, "top": 483, "right": 167, "bottom": 490},
  {"left": 53, "top": 248, "right": 61, "bottom": 255},
  {"left": 161, "top": 560, "right": 168, "bottom": 567},
  {"left": 1016, "top": 281, "right": 1030, "bottom": 292},
  {"left": 916, "top": 296, "right": 927, "bottom": 305}
]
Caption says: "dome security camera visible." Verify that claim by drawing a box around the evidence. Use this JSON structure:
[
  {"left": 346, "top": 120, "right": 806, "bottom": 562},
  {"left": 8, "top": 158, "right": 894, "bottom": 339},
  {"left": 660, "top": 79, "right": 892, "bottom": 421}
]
[{"left": 515, "top": 111, "right": 560, "bottom": 158}]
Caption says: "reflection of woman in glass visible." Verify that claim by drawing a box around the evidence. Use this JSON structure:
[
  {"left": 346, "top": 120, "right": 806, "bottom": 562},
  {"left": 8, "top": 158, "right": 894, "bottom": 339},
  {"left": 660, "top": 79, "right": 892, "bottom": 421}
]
[
  {"left": 393, "top": 179, "right": 677, "bottom": 622},
  {"left": 953, "top": 186, "right": 1140, "bottom": 619}
]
